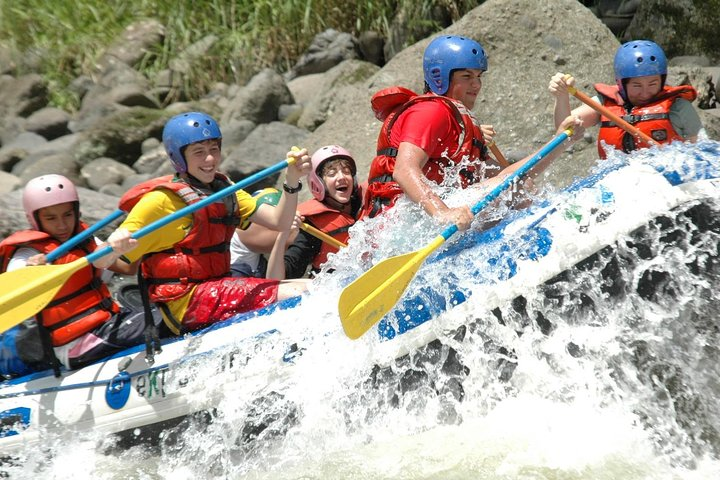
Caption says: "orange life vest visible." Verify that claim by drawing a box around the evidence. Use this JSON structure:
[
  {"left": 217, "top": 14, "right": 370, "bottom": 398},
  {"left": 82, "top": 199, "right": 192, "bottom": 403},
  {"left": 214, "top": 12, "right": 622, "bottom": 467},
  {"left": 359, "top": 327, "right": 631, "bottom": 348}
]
[
  {"left": 594, "top": 83, "right": 697, "bottom": 158},
  {"left": 0, "top": 224, "right": 118, "bottom": 346},
  {"left": 298, "top": 197, "right": 357, "bottom": 270},
  {"left": 119, "top": 174, "right": 241, "bottom": 303},
  {"left": 361, "top": 87, "right": 490, "bottom": 218}
]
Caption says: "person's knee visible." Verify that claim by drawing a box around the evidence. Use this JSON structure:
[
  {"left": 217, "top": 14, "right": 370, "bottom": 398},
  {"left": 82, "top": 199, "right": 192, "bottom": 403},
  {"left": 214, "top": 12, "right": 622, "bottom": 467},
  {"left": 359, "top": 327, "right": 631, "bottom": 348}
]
[{"left": 277, "top": 280, "right": 308, "bottom": 300}]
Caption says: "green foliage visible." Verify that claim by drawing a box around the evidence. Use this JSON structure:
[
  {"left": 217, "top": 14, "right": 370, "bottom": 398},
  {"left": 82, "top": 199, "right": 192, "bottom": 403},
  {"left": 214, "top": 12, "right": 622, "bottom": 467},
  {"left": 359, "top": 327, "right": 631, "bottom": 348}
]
[{"left": 0, "top": 0, "right": 481, "bottom": 111}]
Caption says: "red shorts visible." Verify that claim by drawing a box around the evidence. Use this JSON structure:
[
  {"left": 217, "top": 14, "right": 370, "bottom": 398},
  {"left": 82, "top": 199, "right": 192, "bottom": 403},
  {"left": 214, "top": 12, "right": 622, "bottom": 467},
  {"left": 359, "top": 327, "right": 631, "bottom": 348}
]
[{"left": 182, "top": 277, "right": 280, "bottom": 331}]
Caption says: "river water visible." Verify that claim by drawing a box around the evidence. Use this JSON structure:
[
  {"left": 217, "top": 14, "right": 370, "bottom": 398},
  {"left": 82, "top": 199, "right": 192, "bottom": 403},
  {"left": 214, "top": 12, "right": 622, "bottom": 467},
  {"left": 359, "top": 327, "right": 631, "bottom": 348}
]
[{"left": 4, "top": 141, "right": 720, "bottom": 479}]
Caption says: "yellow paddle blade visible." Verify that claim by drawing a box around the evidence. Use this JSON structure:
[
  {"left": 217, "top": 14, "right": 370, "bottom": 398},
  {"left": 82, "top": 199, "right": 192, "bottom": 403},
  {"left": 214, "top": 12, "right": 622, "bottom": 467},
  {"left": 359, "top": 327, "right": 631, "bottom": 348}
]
[
  {"left": 339, "top": 236, "right": 445, "bottom": 339},
  {"left": 0, "top": 258, "right": 89, "bottom": 334}
]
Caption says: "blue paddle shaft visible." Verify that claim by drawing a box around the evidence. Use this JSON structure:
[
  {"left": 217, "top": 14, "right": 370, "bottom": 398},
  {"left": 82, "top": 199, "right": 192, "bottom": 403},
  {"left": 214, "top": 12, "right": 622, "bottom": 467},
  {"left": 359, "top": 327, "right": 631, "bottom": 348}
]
[
  {"left": 46, "top": 209, "right": 125, "bottom": 263},
  {"left": 85, "top": 158, "right": 295, "bottom": 264},
  {"left": 439, "top": 130, "right": 570, "bottom": 241}
]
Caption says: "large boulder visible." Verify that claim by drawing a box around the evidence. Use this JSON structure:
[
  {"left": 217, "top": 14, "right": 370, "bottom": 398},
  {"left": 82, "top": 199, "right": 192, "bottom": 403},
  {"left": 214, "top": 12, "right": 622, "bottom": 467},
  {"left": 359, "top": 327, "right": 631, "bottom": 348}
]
[
  {"left": 221, "top": 69, "right": 294, "bottom": 126},
  {"left": 625, "top": 0, "right": 720, "bottom": 61},
  {"left": 296, "top": 59, "right": 379, "bottom": 131}
]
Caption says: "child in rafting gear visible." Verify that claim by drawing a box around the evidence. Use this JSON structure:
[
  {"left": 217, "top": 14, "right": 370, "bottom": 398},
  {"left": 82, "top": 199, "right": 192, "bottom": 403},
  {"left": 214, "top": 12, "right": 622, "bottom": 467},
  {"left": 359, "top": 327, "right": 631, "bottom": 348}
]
[
  {"left": 284, "top": 145, "right": 365, "bottom": 278},
  {"left": 230, "top": 187, "right": 301, "bottom": 278},
  {"left": 0, "top": 175, "right": 150, "bottom": 379},
  {"left": 549, "top": 39, "right": 703, "bottom": 159},
  {"left": 361, "top": 35, "right": 497, "bottom": 228},
  {"left": 361, "top": 35, "right": 582, "bottom": 230},
  {"left": 112, "top": 112, "right": 312, "bottom": 336}
]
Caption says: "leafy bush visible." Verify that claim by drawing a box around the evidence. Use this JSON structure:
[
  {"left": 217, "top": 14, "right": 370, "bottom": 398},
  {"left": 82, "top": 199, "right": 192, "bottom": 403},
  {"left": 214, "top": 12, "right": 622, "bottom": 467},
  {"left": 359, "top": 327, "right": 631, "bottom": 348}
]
[{"left": 0, "top": 0, "right": 481, "bottom": 110}]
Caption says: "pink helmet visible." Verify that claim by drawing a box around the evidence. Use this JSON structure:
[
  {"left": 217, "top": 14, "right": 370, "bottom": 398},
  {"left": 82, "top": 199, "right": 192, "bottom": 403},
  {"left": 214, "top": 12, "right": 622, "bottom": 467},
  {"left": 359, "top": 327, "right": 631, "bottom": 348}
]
[
  {"left": 308, "top": 145, "right": 357, "bottom": 201},
  {"left": 22, "top": 174, "right": 79, "bottom": 230}
]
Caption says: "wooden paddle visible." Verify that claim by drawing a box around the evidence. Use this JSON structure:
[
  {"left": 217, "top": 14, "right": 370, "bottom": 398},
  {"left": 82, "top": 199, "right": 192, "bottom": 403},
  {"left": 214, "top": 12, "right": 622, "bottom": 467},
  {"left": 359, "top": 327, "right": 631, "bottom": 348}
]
[
  {"left": 488, "top": 141, "right": 510, "bottom": 168},
  {"left": 300, "top": 222, "right": 347, "bottom": 249},
  {"left": 565, "top": 79, "right": 658, "bottom": 146},
  {"left": 0, "top": 156, "right": 298, "bottom": 334},
  {"left": 339, "top": 129, "right": 573, "bottom": 340}
]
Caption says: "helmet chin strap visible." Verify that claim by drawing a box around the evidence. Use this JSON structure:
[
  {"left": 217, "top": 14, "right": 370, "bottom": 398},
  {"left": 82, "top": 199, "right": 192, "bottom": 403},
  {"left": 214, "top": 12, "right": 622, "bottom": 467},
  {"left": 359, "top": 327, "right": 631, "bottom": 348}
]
[{"left": 324, "top": 186, "right": 357, "bottom": 214}]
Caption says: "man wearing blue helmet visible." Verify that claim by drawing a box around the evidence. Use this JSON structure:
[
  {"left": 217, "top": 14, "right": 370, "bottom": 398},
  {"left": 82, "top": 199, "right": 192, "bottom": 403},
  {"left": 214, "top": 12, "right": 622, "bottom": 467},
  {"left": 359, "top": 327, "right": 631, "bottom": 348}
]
[
  {"left": 549, "top": 40, "right": 702, "bottom": 158},
  {"left": 107, "top": 112, "right": 312, "bottom": 335},
  {"left": 362, "top": 35, "right": 581, "bottom": 228}
]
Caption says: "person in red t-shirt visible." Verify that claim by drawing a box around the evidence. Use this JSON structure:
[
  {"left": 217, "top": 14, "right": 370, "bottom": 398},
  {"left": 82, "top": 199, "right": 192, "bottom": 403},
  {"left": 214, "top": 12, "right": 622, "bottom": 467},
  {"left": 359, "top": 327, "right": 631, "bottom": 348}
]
[{"left": 362, "top": 35, "right": 581, "bottom": 229}]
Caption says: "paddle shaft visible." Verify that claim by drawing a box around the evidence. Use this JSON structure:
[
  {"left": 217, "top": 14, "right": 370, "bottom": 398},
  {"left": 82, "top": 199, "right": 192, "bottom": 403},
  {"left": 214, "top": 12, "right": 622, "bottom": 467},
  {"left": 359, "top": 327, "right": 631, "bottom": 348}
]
[
  {"left": 300, "top": 222, "right": 347, "bottom": 249},
  {"left": 46, "top": 209, "right": 125, "bottom": 263},
  {"left": 440, "top": 129, "right": 572, "bottom": 242},
  {"left": 567, "top": 84, "right": 657, "bottom": 146},
  {"left": 488, "top": 142, "right": 510, "bottom": 168},
  {"left": 82, "top": 158, "right": 298, "bottom": 264},
  {"left": 0, "top": 157, "right": 298, "bottom": 333}
]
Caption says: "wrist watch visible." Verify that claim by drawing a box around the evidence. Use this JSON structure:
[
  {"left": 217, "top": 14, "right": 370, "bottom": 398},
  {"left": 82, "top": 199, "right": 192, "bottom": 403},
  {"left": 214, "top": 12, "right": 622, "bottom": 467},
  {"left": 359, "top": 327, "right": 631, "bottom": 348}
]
[{"left": 283, "top": 181, "right": 302, "bottom": 194}]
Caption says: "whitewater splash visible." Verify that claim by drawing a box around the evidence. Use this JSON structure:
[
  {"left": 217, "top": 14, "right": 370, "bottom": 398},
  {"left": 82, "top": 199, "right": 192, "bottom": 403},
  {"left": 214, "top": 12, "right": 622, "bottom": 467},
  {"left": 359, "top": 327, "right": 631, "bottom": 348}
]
[{"left": 4, "top": 141, "right": 720, "bottom": 480}]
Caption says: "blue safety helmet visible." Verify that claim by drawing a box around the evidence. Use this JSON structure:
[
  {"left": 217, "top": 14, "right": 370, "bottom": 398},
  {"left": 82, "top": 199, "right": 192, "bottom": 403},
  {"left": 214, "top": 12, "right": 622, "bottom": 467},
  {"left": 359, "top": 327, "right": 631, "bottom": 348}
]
[
  {"left": 614, "top": 40, "right": 667, "bottom": 98},
  {"left": 162, "top": 112, "right": 222, "bottom": 173},
  {"left": 423, "top": 35, "right": 488, "bottom": 95}
]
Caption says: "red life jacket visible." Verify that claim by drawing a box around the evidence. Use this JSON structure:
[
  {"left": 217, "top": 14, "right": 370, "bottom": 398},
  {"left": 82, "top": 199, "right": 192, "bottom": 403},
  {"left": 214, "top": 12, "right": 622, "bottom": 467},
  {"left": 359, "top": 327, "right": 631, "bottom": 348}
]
[
  {"left": 594, "top": 83, "right": 697, "bottom": 158},
  {"left": 0, "top": 224, "right": 118, "bottom": 346},
  {"left": 361, "top": 87, "right": 490, "bottom": 219},
  {"left": 119, "top": 174, "right": 241, "bottom": 303},
  {"left": 298, "top": 196, "right": 358, "bottom": 271}
]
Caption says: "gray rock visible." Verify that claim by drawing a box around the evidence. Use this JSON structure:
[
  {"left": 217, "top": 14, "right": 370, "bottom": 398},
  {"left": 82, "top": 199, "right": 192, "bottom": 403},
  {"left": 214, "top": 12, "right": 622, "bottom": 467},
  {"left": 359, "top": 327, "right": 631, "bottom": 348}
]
[
  {"left": 71, "top": 107, "right": 168, "bottom": 167},
  {"left": 0, "top": 147, "right": 27, "bottom": 172},
  {"left": 0, "top": 188, "right": 26, "bottom": 236},
  {"left": 221, "top": 119, "right": 257, "bottom": 156},
  {"left": 0, "top": 171, "right": 21, "bottom": 194},
  {"left": 669, "top": 56, "right": 713, "bottom": 68},
  {"left": 626, "top": 0, "right": 718, "bottom": 60},
  {"left": 668, "top": 66, "right": 717, "bottom": 110},
  {"left": 279, "top": 104, "right": 303, "bottom": 125},
  {"left": 288, "top": 29, "right": 361, "bottom": 79},
  {"left": 23, "top": 107, "right": 71, "bottom": 139},
  {"left": 109, "top": 84, "right": 160, "bottom": 109},
  {"left": 0, "top": 73, "right": 48, "bottom": 118},
  {"left": 98, "top": 183, "right": 128, "bottom": 197},
  {"left": 141, "top": 137, "right": 161, "bottom": 155},
  {"left": 81, "top": 157, "right": 137, "bottom": 190},
  {"left": 13, "top": 152, "right": 82, "bottom": 187},
  {"left": 121, "top": 173, "right": 155, "bottom": 190},
  {"left": 358, "top": 31, "right": 385, "bottom": 66},
  {"left": 287, "top": 73, "right": 326, "bottom": 106},
  {"left": 222, "top": 122, "right": 310, "bottom": 190},
  {"left": 297, "top": 60, "right": 379, "bottom": 132},
  {"left": 0, "top": 131, "right": 48, "bottom": 167},
  {"left": 133, "top": 145, "right": 167, "bottom": 174},
  {"left": 222, "top": 69, "right": 294, "bottom": 125}
]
